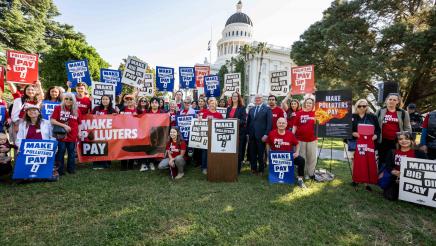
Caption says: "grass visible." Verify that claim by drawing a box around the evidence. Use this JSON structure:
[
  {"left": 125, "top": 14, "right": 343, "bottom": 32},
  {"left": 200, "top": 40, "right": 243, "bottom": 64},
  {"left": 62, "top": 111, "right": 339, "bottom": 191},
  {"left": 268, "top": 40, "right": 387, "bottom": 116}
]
[{"left": 0, "top": 159, "right": 435, "bottom": 245}]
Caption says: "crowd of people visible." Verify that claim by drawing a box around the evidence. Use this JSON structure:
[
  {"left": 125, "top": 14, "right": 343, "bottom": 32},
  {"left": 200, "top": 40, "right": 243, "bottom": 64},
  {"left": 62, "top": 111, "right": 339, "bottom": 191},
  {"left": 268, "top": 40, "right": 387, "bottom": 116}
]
[{"left": 0, "top": 74, "right": 435, "bottom": 200}]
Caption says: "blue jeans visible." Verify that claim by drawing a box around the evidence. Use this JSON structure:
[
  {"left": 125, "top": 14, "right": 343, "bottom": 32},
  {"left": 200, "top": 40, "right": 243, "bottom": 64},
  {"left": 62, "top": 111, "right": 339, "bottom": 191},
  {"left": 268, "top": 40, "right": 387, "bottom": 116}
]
[
  {"left": 56, "top": 141, "right": 76, "bottom": 174},
  {"left": 201, "top": 149, "right": 208, "bottom": 170}
]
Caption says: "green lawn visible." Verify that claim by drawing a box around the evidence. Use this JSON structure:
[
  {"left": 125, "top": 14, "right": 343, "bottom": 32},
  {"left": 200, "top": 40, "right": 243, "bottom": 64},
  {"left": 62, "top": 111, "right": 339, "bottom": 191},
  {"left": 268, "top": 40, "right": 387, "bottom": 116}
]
[
  {"left": 318, "top": 138, "right": 346, "bottom": 151},
  {"left": 0, "top": 160, "right": 435, "bottom": 245}
]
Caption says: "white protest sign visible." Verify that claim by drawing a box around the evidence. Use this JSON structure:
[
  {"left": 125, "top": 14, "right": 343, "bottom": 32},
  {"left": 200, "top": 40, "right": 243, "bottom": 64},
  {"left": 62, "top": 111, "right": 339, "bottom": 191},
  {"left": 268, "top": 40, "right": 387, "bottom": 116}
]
[
  {"left": 270, "top": 70, "right": 290, "bottom": 97},
  {"left": 91, "top": 81, "right": 116, "bottom": 108},
  {"left": 211, "top": 119, "right": 238, "bottom": 153},
  {"left": 188, "top": 119, "right": 208, "bottom": 149},
  {"left": 223, "top": 73, "right": 241, "bottom": 97},
  {"left": 138, "top": 73, "right": 154, "bottom": 97},
  {"left": 399, "top": 157, "right": 436, "bottom": 208},
  {"left": 121, "top": 56, "right": 147, "bottom": 87},
  {"left": 216, "top": 107, "right": 227, "bottom": 119}
]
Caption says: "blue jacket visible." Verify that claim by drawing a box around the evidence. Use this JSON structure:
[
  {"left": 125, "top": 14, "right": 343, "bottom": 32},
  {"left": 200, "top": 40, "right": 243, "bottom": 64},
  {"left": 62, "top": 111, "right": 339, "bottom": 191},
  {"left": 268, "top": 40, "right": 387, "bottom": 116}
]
[{"left": 247, "top": 104, "right": 272, "bottom": 140}]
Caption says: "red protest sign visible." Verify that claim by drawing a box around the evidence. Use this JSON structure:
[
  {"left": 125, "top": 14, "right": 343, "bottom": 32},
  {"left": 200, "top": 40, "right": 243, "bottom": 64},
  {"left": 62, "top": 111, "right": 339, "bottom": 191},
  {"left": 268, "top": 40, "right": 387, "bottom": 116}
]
[
  {"left": 291, "top": 65, "right": 315, "bottom": 95},
  {"left": 6, "top": 50, "right": 39, "bottom": 84},
  {"left": 0, "top": 66, "right": 4, "bottom": 92},
  {"left": 194, "top": 65, "right": 210, "bottom": 88},
  {"left": 78, "top": 114, "right": 169, "bottom": 162}
]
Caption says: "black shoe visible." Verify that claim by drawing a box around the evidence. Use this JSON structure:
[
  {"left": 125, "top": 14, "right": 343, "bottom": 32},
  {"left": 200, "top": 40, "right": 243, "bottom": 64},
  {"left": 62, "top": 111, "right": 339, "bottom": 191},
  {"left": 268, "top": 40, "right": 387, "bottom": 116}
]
[
  {"left": 365, "top": 185, "right": 372, "bottom": 192},
  {"left": 67, "top": 171, "right": 76, "bottom": 174},
  {"left": 351, "top": 182, "right": 358, "bottom": 187}
]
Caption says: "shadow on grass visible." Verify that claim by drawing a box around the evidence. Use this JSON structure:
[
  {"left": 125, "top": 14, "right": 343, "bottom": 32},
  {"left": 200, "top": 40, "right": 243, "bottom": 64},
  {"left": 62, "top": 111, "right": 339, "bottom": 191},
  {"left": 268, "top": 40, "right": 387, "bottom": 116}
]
[{"left": 0, "top": 160, "right": 435, "bottom": 245}]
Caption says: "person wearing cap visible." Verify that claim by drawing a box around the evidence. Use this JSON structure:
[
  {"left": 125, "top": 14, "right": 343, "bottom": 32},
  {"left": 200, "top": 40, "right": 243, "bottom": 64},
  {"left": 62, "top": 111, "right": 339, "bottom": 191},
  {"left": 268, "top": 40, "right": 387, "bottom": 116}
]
[
  {"left": 178, "top": 96, "right": 196, "bottom": 116},
  {"left": 16, "top": 105, "right": 53, "bottom": 149},
  {"left": 119, "top": 95, "right": 137, "bottom": 115},
  {"left": 406, "top": 103, "right": 423, "bottom": 134}
]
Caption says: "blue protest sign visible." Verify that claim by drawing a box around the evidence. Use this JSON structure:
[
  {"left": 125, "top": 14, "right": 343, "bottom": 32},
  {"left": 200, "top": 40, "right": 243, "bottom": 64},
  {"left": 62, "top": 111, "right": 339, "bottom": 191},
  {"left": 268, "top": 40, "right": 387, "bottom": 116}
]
[
  {"left": 0, "top": 105, "right": 6, "bottom": 129},
  {"left": 176, "top": 114, "right": 195, "bottom": 141},
  {"left": 41, "top": 100, "right": 61, "bottom": 120},
  {"left": 204, "top": 75, "right": 221, "bottom": 98},
  {"left": 100, "top": 68, "right": 123, "bottom": 96},
  {"left": 179, "top": 67, "right": 196, "bottom": 89},
  {"left": 156, "top": 66, "right": 175, "bottom": 92},
  {"left": 13, "top": 140, "right": 58, "bottom": 179},
  {"left": 268, "top": 151, "right": 295, "bottom": 185},
  {"left": 65, "top": 59, "right": 92, "bottom": 87}
]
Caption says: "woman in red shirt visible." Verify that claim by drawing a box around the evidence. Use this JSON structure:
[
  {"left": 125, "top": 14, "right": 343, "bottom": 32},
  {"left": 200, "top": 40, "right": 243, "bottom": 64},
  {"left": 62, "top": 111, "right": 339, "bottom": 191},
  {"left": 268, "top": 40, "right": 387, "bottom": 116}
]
[
  {"left": 281, "top": 92, "right": 301, "bottom": 131},
  {"left": 226, "top": 92, "right": 247, "bottom": 173},
  {"left": 157, "top": 127, "right": 187, "bottom": 179},
  {"left": 51, "top": 93, "right": 81, "bottom": 175},
  {"left": 168, "top": 101, "right": 178, "bottom": 127},
  {"left": 292, "top": 97, "right": 317, "bottom": 179},
  {"left": 383, "top": 131, "right": 427, "bottom": 200},
  {"left": 197, "top": 97, "right": 208, "bottom": 118},
  {"left": 136, "top": 97, "right": 149, "bottom": 115}
]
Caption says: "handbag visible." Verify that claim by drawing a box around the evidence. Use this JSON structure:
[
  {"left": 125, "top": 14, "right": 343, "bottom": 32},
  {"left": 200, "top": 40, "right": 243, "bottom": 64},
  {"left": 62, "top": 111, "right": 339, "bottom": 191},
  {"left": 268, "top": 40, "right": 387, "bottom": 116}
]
[{"left": 52, "top": 125, "right": 67, "bottom": 139}]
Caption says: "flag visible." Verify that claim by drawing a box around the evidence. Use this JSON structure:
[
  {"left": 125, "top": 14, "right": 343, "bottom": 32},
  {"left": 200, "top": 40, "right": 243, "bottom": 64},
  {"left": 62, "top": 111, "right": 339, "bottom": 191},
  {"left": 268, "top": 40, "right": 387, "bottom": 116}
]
[{"left": 208, "top": 40, "right": 211, "bottom": 51}]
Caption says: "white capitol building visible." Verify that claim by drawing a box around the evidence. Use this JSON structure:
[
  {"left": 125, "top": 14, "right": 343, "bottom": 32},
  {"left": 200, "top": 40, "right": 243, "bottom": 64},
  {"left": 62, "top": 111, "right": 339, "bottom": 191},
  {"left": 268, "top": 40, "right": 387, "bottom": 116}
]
[{"left": 211, "top": 1, "right": 294, "bottom": 99}]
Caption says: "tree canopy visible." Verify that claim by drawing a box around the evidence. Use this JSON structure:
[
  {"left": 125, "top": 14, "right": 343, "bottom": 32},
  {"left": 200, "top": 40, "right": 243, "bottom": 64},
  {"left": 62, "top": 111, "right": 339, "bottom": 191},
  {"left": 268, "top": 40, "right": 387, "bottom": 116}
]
[{"left": 291, "top": 0, "right": 435, "bottom": 112}]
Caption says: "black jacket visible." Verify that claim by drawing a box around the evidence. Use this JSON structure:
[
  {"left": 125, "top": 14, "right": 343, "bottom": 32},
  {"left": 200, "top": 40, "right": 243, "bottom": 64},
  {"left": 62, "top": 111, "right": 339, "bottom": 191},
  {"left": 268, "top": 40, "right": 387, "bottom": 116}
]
[
  {"left": 352, "top": 113, "right": 381, "bottom": 140},
  {"left": 226, "top": 106, "right": 247, "bottom": 135}
]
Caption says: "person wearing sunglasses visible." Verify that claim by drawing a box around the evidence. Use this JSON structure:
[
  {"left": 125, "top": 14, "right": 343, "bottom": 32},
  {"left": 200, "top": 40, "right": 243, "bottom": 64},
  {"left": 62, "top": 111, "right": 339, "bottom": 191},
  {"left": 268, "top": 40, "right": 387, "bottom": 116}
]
[
  {"left": 178, "top": 96, "right": 196, "bottom": 116},
  {"left": 376, "top": 93, "right": 412, "bottom": 168},
  {"left": 136, "top": 97, "right": 149, "bottom": 115},
  {"left": 350, "top": 99, "right": 381, "bottom": 190},
  {"left": 119, "top": 95, "right": 137, "bottom": 115}
]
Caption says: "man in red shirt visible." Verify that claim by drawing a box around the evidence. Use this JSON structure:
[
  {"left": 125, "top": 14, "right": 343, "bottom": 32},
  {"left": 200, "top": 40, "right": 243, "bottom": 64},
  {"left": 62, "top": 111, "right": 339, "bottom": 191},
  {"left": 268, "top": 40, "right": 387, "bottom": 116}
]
[
  {"left": 73, "top": 82, "right": 91, "bottom": 115},
  {"left": 267, "top": 117, "right": 306, "bottom": 188},
  {"left": 268, "top": 95, "right": 286, "bottom": 130}
]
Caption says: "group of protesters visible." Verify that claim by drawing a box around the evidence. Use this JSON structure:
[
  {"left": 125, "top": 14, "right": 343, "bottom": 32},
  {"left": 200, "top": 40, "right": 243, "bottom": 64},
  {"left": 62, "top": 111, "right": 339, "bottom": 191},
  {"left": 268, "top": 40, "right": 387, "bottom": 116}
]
[{"left": 0, "top": 72, "right": 435, "bottom": 200}]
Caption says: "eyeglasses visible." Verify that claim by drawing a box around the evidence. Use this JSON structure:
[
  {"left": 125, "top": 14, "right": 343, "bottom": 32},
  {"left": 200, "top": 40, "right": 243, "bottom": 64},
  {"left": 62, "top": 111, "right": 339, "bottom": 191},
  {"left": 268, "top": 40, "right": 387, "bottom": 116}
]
[
  {"left": 268, "top": 99, "right": 275, "bottom": 101},
  {"left": 357, "top": 105, "right": 367, "bottom": 108},
  {"left": 64, "top": 98, "right": 73, "bottom": 101},
  {"left": 140, "top": 100, "right": 147, "bottom": 103},
  {"left": 184, "top": 101, "right": 190, "bottom": 104}
]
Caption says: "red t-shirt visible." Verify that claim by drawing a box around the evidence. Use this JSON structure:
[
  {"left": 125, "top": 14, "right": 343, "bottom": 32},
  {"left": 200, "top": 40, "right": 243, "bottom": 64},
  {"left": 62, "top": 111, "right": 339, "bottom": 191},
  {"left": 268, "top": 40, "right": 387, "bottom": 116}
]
[
  {"left": 76, "top": 96, "right": 91, "bottom": 115},
  {"left": 202, "top": 110, "right": 224, "bottom": 119},
  {"left": 12, "top": 91, "right": 22, "bottom": 99},
  {"left": 229, "top": 107, "right": 237, "bottom": 118},
  {"left": 166, "top": 140, "right": 187, "bottom": 159},
  {"left": 271, "top": 106, "right": 286, "bottom": 130},
  {"left": 169, "top": 112, "right": 176, "bottom": 126},
  {"left": 92, "top": 107, "right": 109, "bottom": 115},
  {"left": 287, "top": 109, "right": 300, "bottom": 129},
  {"left": 120, "top": 107, "right": 136, "bottom": 115},
  {"left": 26, "top": 124, "right": 42, "bottom": 140},
  {"left": 382, "top": 111, "right": 400, "bottom": 140},
  {"left": 422, "top": 114, "right": 429, "bottom": 128},
  {"left": 393, "top": 149, "right": 415, "bottom": 171},
  {"left": 294, "top": 111, "right": 316, "bottom": 142},
  {"left": 197, "top": 108, "right": 208, "bottom": 118},
  {"left": 51, "top": 105, "right": 82, "bottom": 142},
  {"left": 268, "top": 129, "right": 299, "bottom": 151},
  {"left": 176, "top": 103, "right": 182, "bottom": 111}
]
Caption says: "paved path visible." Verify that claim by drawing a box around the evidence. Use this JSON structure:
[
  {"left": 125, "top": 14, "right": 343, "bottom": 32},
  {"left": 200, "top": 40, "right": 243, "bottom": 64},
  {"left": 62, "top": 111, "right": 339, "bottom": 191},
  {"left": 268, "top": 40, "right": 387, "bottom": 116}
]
[{"left": 317, "top": 148, "right": 350, "bottom": 161}]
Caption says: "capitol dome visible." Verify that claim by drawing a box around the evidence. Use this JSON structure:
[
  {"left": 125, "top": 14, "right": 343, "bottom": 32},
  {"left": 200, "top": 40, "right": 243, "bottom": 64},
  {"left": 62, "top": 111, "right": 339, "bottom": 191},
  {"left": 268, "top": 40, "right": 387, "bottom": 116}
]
[{"left": 225, "top": 12, "right": 253, "bottom": 27}]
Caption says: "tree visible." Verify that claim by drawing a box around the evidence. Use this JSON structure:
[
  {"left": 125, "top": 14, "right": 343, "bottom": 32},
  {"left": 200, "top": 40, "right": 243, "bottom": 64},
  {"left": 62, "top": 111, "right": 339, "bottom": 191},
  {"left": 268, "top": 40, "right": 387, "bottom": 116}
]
[
  {"left": 40, "top": 39, "right": 109, "bottom": 89},
  {"left": 255, "top": 42, "right": 270, "bottom": 94},
  {"left": 291, "top": 0, "right": 435, "bottom": 112},
  {"left": 218, "top": 64, "right": 229, "bottom": 95}
]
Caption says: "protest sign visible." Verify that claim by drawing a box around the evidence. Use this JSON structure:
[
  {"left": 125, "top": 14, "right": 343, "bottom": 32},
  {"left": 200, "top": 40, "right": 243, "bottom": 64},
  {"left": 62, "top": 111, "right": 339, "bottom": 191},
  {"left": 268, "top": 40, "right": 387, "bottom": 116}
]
[
  {"left": 399, "top": 157, "right": 436, "bottom": 208},
  {"left": 12, "top": 140, "right": 57, "bottom": 179},
  {"left": 0, "top": 105, "right": 6, "bottom": 129},
  {"left": 179, "top": 67, "right": 196, "bottom": 89},
  {"left": 156, "top": 66, "right": 175, "bottom": 92},
  {"left": 121, "top": 56, "right": 147, "bottom": 87},
  {"left": 100, "top": 68, "right": 122, "bottom": 95},
  {"left": 268, "top": 151, "right": 295, "bottom": 185},
  {"left": 216, "top": 107, "right": 227, "bottom": 119},
  {"left": 0, "top": 66, "right": 4, "bottom": 91},
  {"left": 291, "top": 65, "right": 315, "bottom": 95},
  {"left": 6, "top": 50, "right": 38, "bottom": 84},
  {"left": 188, "top": 119, "right": 208, "bottom": 149},
  {"left": 41, "top": 100, "right": 61, "bottom": 120},
  {"left": 204, "top": 75, "right": 220, "bottom": 98},
  {"left": 176, "top": 114, "right": 195, "bottom": 141},
  {"left": 138, "top": 73, "right": 154, "bottom": 97},
  {"left": 223, "top": 73, "right": 241, "bottom": 97},
  {"left": 315, "top": 90, "right": 352, "bottom": 138},
  {"left": 194, "top": 65, "right": 210, "bottom": 88},
  {"left": 211, "top": 119, "right": 238, "bottom": 153},
  {"left": 78, "top": 114, "right": 169, "bottom": 162},
  {"left": 91, "top": 81, "right": 116, "bottom": 108},
  {"left": 65, "top": 59, "right": 92, "bottom": 87},
  {"left": 270, "top": 70, "right": 290, "bottom": 96}
]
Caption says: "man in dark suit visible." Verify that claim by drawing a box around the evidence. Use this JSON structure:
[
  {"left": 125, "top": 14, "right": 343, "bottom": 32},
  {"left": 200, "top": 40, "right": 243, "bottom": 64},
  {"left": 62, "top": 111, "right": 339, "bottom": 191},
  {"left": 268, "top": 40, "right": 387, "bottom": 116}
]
[{"left": 247, "top": 94, "right": 272, "bottom": 175}]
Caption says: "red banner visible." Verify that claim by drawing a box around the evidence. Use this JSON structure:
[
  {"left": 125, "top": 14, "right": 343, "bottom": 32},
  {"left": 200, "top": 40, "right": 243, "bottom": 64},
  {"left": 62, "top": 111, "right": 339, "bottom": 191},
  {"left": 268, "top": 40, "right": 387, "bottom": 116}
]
[
  {"left": 78, "top": 114, "right": 170, "bottom": 162},
  {"left": 291, "top": 65, "right": 315, "bottom": 95},
  {"left": 194, "top": 65, "right": 210, "bottom": 88},
  {"left": 6, "top": 50, "right": 39, "bottom": 84},
  {"left": 0, "top": 66, "right": 4, "bottom": 92}
]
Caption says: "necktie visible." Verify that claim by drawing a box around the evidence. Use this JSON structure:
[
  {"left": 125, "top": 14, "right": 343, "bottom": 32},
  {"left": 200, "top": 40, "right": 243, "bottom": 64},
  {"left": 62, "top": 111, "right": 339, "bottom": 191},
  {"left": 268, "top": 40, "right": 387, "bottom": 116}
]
[{"left": 254, "top": 106, "right": 259, "bottom": 118}]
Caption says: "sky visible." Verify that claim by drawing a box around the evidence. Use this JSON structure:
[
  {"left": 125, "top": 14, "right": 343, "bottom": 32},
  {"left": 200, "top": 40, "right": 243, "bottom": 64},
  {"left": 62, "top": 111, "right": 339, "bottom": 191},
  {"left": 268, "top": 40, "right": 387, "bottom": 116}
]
[{"left": 53, "top": 0, "right": 332, "bottom": 70}]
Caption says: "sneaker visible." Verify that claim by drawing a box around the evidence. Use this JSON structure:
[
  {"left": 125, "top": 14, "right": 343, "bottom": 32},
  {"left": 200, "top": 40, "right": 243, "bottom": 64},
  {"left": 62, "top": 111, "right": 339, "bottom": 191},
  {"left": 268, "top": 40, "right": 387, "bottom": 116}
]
[
  {"left": 365, "top": 185, "right": 372, "bottom": 192},
  {"left": 297, "top": 179, "right": 307, "bottom": 189},
  {"left": 202, "top": 169, "right": 207, "bottom": 175},
  {"left": 139, "top": 164, "right": 149, "bottom": 172},
  {"left": 149, "top": 163, "right": 156, "bottom": 171},
  {"left": 175, "top": 173, "right": 184, "bottom": 179}
]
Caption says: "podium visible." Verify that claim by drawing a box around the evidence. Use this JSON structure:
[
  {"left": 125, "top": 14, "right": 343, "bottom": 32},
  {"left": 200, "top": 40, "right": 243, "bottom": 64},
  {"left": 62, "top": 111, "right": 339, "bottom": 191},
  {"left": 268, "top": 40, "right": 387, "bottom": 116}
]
[{"left": 207, "top": 118, "right": 239, "bottom": 182}]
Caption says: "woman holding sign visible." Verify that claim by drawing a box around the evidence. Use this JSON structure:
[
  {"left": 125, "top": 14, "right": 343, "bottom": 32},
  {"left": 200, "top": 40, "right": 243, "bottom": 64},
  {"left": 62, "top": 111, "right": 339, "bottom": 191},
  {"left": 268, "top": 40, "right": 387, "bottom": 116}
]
[
  {"left": 158, "top": 127, "right": 187, "bottom": 179},
  {"left": 382, "top": 131, "right": 427, "bottom": 200},
  {"left": 226, "top": 92, "right": 247, "bottom": 173},
  {"left": 292, "top": 97, "right": 317, "bottom": 179},
  {"left": 51, "top": 93, "right": 82, "bottom": 175},
  {"left": 281, "top": 96, "right": 301, "bottom": 131}
]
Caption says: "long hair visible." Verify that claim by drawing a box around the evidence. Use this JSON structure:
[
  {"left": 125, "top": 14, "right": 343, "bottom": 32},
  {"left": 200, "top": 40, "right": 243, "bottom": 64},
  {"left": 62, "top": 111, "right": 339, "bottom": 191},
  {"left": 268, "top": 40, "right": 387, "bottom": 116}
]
[
  {"left": 302, "top": 97, "right": 315, "bottom": 112},
  {"left": 198, "top": 97, "right": 207, "bottom": 110},
  {"left": 231, "top": 92, "right": 245, "bottom": 107},
  {"left": 288, "top": 99, "right": 301, "bottom": 112},
  {"left": 136, "top": 97, "right": 149, "bottom": 111},
  {"left": 98, "top": 95, "right": 116, "bottom": 113},
  {"left": 21, "top": 84, "right": 39, "bottom": 104},
  {"left": 169, "top": 126, "right": 183, "bottom": 146},
  {"left": 44, "top": 86, "right": 62, "bottom": 102},
  {"left": 61, "top": 92, "right": 79, "bottom": 117},
  {"left": 395, "top": 131, "right": 415, "bottom": 149},
  {"left": 24, "top": 109, "right": 42, "bottom": 128},
  {"left": 353, "top": 99, "right": 373, "bottom": 114}
]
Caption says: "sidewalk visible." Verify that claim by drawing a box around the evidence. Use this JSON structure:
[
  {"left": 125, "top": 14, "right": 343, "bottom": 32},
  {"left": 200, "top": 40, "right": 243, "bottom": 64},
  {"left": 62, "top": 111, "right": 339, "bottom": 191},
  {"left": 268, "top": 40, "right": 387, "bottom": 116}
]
[{"left": 317, "top": 148, "right": 350, "bottom": 161}]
